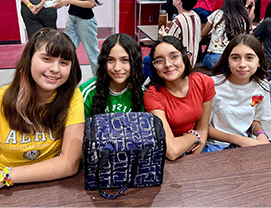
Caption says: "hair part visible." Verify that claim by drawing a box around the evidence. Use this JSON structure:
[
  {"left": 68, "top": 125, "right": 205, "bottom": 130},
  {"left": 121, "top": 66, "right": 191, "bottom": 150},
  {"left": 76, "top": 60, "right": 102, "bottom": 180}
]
[
  {"left": 212, "top": 34, "right": 269, "bottom": 91},
  {"left": 91, "top": 33, "right": 144, "bottom": 115},
  {"left": 2, "top": 28, "right": 81, "bottom": 139},
  {"left": 149, "top": 35, "right": 192, "bottom": 88}
]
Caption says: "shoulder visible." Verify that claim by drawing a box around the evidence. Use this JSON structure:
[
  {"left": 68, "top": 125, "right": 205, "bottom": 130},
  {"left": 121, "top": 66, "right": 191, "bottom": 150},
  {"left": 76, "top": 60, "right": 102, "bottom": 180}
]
[
  {"left": 0, "top": 85, "right": 9, "bottom": 97},
  {"left": 70, "top": 88, "right": 84, "bottom": 106},
  {"left": 0, "top": 85, "right": 9, "bottom": 103},
  {"left": 79, "top": 77, "right": 97, "bottom": 98},
  {"left": 211, "top": 74, "right": 226, "bottom": 84}
]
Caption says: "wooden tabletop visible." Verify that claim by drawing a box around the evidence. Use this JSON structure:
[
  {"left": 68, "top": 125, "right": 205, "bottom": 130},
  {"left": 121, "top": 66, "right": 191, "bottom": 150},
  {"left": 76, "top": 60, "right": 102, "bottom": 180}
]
[{"left": 1, "top": 144, "right": 271, "bottom": 207}]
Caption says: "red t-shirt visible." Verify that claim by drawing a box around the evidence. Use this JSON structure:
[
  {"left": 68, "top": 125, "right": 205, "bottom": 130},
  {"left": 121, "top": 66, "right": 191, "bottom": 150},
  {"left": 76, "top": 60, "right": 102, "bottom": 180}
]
[{"left": 144, "top": 72, "right": 215, "bottom": 137}]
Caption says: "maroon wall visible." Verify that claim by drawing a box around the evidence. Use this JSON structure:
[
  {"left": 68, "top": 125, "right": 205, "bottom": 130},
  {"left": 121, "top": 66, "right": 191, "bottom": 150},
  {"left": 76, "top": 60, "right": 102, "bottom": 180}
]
[{"left": 0, "top": 0, "right": 20, "bottom": 43}]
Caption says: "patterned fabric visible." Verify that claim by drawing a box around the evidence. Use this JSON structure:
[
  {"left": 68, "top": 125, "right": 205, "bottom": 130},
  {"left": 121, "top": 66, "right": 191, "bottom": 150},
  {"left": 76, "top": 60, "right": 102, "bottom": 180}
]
[
  {"left": 206, "top": 10, "right": 229, "bottom": 54},
  {"left": 167, "top": 11, "right": 201, "bottom": 67},
  {"left": 83, "top": 112, "right": 166, "bottom": 198}
]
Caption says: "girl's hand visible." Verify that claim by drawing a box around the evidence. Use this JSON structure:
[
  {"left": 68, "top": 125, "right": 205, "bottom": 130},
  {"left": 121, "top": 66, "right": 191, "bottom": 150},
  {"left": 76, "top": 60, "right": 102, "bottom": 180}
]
[
  {"left": 53, "top": 0, "right": 70, "bottom": 9},
  {"left": 158, "top": 26, "right": 168, "bottom": 37},
  {"left": 31, "top": 4, "right": 43, "bottom": 15}
]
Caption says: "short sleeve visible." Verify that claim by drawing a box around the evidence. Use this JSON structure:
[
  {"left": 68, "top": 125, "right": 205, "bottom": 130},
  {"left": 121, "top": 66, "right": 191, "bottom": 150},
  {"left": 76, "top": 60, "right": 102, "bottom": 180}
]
[
  {"left": 143, "top": 86, "right": 165, "bottom": 112},
  {"left": 202, "top": 75, "right": 216, "bottom": 102},
  {"left": 254, "top": 81, "right": 271, "bottom": 121},
  {"left": 65, "top": 88, "right": 85, "bottom": 127},
  {"left": 207, "top": 10, "right": 219, "bottom": 24}
]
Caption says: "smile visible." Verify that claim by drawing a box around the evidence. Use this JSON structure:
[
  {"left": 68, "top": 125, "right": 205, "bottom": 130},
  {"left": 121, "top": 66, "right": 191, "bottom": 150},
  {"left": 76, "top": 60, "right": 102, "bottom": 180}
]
[{"left": 43, "top": 74, "right": 59, "bottom": 81}]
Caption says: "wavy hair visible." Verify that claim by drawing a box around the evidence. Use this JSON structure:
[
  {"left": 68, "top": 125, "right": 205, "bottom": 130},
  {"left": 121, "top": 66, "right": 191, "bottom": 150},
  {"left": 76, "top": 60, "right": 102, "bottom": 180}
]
[
  {"left": 149, "top": 36, "right": 192, "bottom": 88},
  {"left": 91, "top": 33, "right": 144, "bottom": 115},
  {"left": 2, "top": 28, "right": 81, "bottom": 139},
  {"left": 212, "top": 34, "right": 269, "bottom": 91},
  {"left": 217, "top": 0, "right": 251, "bottom": 41}
]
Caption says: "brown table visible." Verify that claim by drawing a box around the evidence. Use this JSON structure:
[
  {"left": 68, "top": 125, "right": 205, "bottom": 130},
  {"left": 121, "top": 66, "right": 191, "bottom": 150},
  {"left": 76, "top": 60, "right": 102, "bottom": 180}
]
[{"left": 1, "top": 144, "right": 271, "bottom": 207}]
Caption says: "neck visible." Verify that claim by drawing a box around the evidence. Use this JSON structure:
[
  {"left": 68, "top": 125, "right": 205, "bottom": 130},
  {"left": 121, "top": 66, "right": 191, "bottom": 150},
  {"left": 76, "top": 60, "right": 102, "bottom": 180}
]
[
  {"left": 164, "top": 76, "right": 189, "bottom": 97},
  {"left": 109, "top": 82, "right": 128, "bottom": 93}
]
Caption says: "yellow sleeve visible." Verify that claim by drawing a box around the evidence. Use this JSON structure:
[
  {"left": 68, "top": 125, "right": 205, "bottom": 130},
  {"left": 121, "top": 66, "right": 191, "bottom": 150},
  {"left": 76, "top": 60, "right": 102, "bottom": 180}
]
[{"left": 65, "top": 88, "right": 85, "bottom": 127}]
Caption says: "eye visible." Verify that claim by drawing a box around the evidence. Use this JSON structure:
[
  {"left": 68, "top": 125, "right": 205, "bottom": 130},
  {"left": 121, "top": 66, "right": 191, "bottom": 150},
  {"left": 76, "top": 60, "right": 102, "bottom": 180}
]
[
  {"left": 154, "top": 59, "right": 165, "bottom": 65},
  {"left": 247, "top": 56, "right": 254, "bottom": 60},
  {"left": 122, "top": 58, "right": 129, "bottom": 63},
  {"left": 170, "top": 54, "right": 180, "bottom": 60},
  {"left": 231, "top": 56, "right": 239, "bottom": 60},
  {"left": 43, "top": 57, "right": 51, "bottom": 62},
  {"left": 61, "top": 61, "right": 70, "bottom": 65},
  {"left": 106, "top": 58, "right": 114, "bottom": 63}
]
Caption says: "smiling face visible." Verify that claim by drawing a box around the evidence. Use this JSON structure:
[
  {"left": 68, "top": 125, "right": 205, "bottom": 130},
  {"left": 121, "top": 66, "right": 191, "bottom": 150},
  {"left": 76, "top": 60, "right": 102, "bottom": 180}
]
[
  {"left": 106, "top": 43, "right": 131, "bottom": 92},
  {"left": 31, "top": 43, "right": 71, "bottom": 101},
  {"left": 153, "top": 42, "right": 185, "bottom": 83},
  {"left": 228, "top": 44, "right": 260, "bottom": 85}
]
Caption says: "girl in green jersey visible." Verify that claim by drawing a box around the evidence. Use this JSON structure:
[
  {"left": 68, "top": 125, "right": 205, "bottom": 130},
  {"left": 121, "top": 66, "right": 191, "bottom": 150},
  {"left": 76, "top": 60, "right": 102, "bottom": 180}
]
[{"left": 80, "top": 33, "right": 145, "bottom": 117}]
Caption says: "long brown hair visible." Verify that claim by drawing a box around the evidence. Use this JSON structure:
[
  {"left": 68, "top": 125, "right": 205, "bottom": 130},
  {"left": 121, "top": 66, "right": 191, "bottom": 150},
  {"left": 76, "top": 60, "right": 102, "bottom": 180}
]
[{"left": 1, "top": 28, "right": 81, "bottom": 139}]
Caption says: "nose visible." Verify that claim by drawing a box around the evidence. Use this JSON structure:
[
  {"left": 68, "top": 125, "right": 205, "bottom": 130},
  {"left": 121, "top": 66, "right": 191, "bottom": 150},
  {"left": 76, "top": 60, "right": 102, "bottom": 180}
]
[
  {"left": 239, "top": 58, "right": 246, "bottom": 67},
  {"left": 164, "top": 57, "right": 172, "bottom": 67},
  {"left": 114, "top": 60, "right": 122, "bottom": 71},
  {"left": 49, "top": 61, "right": 60, "bottom": 73}
]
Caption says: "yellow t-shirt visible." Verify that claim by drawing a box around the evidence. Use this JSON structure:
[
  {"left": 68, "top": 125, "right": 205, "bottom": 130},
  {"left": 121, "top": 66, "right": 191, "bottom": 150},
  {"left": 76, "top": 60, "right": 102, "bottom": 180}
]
[{"left": 0, "top": 86, "right": 85, "bottom": 169}]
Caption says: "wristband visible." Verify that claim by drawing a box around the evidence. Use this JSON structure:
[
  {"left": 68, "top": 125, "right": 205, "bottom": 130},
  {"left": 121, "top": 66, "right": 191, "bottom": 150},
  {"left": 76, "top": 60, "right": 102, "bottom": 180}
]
[
  {"left": 0, "top": 167, "right": 14, "bottom": 187},
  {"left": 27, "top": 3, "right": 33, "bottom": 8},
  {"left": 251, "top": 125, "right": 263, "bottom": 135},
  {"left": 257, "top": 130, "right": 270, "bottom": 141},
  {"left": 188, "top": 130, "right": 201, "bottom": 144}
]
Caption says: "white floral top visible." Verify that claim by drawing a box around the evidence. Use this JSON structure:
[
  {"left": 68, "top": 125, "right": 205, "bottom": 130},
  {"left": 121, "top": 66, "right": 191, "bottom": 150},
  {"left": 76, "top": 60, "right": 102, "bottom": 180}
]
[{"left": 207, "top": 10, "right": 229, "bottom": 54}]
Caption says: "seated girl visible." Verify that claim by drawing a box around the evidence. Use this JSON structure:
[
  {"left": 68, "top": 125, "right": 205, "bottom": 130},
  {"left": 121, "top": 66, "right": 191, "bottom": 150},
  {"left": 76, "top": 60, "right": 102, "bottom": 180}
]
[
  {"left": 204, "top": 34, "right": 271, "bottom": 152},
  {"left": 144, "top": 36, "right": 216, "bottom": 161},
  {"left": 80, "top": 33, "right": 145, "bottom": 117},
  {"left": 0, "top": 28, "right": 84, "bottom": 188}
]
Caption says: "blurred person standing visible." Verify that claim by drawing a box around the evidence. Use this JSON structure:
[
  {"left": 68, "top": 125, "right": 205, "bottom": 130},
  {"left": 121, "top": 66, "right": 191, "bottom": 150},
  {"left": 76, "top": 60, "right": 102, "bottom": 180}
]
[{"left": 54, "top": 0, "right": 102, "bottom": 76}]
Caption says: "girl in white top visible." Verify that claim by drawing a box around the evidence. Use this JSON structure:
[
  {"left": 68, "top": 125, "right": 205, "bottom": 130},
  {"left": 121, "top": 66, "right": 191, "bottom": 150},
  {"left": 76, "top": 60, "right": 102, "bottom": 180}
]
[{"left": 204, "top": 34, "right": 271, "bottom": 152}]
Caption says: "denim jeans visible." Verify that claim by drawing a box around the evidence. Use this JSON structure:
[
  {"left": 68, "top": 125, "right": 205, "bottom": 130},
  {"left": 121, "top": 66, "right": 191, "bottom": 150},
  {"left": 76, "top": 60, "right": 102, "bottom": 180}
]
[
  {"left": 202, "top": 52, "right": 222, "bottom": 70},
  {"left": 65, "top": 15, "right": 100, "bottom": 76}
]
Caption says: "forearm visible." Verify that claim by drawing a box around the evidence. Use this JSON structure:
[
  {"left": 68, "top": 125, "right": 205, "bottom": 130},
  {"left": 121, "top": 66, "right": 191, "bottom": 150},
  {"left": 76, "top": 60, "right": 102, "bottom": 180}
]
[
  {"left": 166, "top": 134, "right": 196, "bottom": 160},
  {"left": 10, "top": 153, "right": 81, "bottom": 184},
  {"left": 209, "top": 126, "right": 266, "bottom": 147}
]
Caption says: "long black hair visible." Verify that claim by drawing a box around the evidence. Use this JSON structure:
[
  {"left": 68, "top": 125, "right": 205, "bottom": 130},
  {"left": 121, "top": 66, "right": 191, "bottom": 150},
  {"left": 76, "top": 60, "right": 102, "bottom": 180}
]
[
  {"left": 218, "top": 0, "right": 251, "bottom": 40},
  {"left": 91, "top": 33, "right": 144, "bottom": 115}
]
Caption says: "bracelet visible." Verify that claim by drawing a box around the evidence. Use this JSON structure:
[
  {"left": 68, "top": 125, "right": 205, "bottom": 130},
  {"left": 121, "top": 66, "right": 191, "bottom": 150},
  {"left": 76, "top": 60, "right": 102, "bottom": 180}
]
[
  {"left": 188, "top": 130, "right": 201, "bottom": 144},
  {"left": 27, "top": 3, "right": 33, "bottom": 8},
  {"left": 251, "top": 125, "right": 263, "bottom": 135},
  {"left": 0, "top": 167, "right": 14, "bottom": 187},
  {"left": 257, "top": 130, "right": 270, "bottom": 141}
]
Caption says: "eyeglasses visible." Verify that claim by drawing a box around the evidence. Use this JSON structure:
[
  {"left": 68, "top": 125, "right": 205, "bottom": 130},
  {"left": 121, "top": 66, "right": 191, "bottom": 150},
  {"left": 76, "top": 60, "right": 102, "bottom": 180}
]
[{"left": 152, "top": 54, "right": 182, "bottom": 69}]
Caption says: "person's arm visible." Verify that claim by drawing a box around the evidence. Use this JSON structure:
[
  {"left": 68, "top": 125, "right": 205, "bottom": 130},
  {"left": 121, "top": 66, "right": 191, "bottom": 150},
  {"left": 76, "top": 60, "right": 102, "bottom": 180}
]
[
  {"left": 193, "top": 100, "right": 213, "bottom": 153},
  {"left": 245, "top": 0, "right": 255, "bottom": 21},
  {"left": 201, "top": 22, "right": 212, "bottom": 37},
  {"left": 208, "top": 121, "right": 269, "bottom": 147},
  {"left": 251, "top": 121, "right": 270, "bottom": 143},
  {"left": 2, "top": 122, "right": 84, "bottom": 186},
  {"left": 150, "top": 109, "right": 199, "bottom": 161},
  {"left": 54, "top": 0, "right": 95, "bottom": 9}
]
